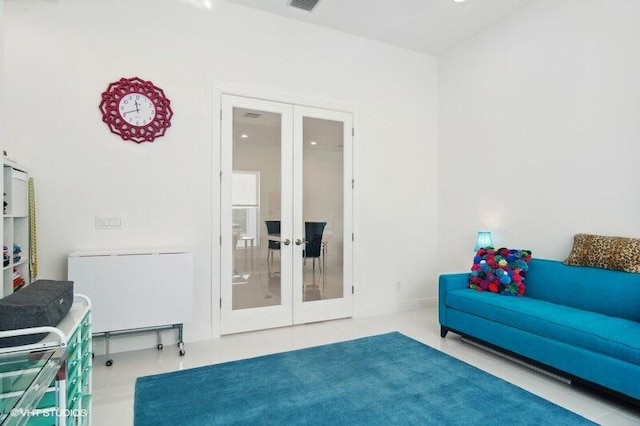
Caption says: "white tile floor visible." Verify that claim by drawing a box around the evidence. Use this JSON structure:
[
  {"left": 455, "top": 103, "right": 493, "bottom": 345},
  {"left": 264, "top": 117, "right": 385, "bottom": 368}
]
[{"left": 92, "top": 307, "right": 640, "bottom": 425}]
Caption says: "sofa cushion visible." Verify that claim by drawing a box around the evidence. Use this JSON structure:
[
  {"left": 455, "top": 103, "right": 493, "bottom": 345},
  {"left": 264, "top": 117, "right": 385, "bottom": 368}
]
[
  {"left": 446, "top": 288, "right": 640, "bottom": 366},
  {"left": 564, "top": 233, "right": 640, "bottom": 273},
  {"left": 525, "top": 259, "right": 640, "bottom": 322}
]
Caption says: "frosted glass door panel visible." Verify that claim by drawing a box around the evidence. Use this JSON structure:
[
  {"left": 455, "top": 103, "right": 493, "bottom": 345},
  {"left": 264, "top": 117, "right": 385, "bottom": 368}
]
[
  {"left": 231, "top": 109, "right": 282, "bottom": 310},
  {"left": 292, "top": 107, "right": 353, "bottom": 325},
  {"left": 221, "top": 95, "right": 293, "bottom": 335},
  {"left": 301, "top": 117, "right": 344, "bottom": 302}
]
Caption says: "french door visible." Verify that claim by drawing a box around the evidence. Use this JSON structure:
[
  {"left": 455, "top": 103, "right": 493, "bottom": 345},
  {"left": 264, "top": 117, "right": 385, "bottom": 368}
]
[{"left": 220, "top": 94, "right": 353, "bottom": 334}]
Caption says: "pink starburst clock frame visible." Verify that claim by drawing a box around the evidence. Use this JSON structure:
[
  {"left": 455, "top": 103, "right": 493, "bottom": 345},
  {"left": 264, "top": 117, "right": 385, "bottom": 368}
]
[{"left": 99, "top": 77, "right": 173, "bottom": 143}]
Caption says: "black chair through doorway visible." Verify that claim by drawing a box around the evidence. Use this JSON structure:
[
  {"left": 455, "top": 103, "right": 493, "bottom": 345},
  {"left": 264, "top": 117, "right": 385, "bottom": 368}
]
[
  {"left": 303, "top": 221, "right": 327, "bottom": 275},
  {"left": 265, "top": 220, "right": 281, "bottom": 275}
]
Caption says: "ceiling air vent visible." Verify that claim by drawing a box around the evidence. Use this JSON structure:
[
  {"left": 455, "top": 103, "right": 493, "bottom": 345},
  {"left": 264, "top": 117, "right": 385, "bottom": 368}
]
[
  {"left": 244, "top": 112, "right": 262, "bottom": 119},
  {"left": 289, "top": 0, "right": 321, "bottom": 12}
]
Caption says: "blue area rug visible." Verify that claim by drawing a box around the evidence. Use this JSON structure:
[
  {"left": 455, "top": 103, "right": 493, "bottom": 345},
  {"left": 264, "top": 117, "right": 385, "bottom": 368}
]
[{"left": 134, "top": 332, "right": 595, "bottom": 425}]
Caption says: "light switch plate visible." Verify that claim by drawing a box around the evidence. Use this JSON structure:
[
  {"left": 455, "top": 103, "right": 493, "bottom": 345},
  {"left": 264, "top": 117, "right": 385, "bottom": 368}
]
[{"left": 95, "top": 216, "right": 123, "bottom": 230}]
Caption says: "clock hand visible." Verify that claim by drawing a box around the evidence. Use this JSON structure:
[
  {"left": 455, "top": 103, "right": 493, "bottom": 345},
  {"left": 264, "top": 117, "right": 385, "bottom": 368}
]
[
  {"left": 134, "top": 100, "right": 140, "bottom": 112},
  {"left": 122, "top": 109, "right": 138, "bottom": 115}
]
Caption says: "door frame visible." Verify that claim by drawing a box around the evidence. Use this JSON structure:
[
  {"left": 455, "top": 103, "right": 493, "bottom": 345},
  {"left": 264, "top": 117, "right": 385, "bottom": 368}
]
[{"left": 213, "top": 86, "right": 356, "bottom": 336}]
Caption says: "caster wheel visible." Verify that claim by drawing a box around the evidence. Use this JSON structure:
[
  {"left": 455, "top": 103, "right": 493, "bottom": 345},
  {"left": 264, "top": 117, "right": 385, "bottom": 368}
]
[
  {"left": 157, "top": 343, "right": 164, "bottom": 350},
  {"left": 179, "top": 350, "right": 186, "bottom": 356},
  {"left": 106, "top": 359, "right": 113, "bottom": 367}
]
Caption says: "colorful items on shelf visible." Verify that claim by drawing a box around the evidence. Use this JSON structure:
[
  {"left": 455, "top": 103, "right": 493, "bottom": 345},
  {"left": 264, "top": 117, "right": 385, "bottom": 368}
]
[
  {"left": 4, "top": 245, "right": 24, "bottom": 268},
  {"left": 13, "top": 244, "right": 22, "bottom": 264},
  {"left": 13, "top": 268, "right": 25, "bottom": 291}
]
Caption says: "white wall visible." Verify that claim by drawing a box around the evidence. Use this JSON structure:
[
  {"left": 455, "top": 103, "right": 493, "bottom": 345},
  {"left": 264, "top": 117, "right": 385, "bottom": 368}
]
[
  {"left": 2, "top": 0, "right": 439, "bottom": 345},
  {"left": 438, "top": 0, "right": 640, "bottom": 272}
]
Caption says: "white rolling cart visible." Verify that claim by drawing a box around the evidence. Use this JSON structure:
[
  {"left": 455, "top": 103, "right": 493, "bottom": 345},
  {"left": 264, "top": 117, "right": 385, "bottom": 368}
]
[
  {"left": 67, "top": 249, "right": 193, "bottom": 366},
  {"left": 0, "top": 294, "right": 92, "bottom": 426}
]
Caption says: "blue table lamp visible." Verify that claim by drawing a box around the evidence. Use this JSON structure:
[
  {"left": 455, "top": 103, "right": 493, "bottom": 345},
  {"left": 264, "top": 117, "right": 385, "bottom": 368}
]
[{"left": 474, "top": 231, "right": 493, "bottom": 251}]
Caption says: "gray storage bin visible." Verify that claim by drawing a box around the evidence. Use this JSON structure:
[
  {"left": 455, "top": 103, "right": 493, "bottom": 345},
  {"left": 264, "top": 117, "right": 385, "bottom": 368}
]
[{"left": 0, "top": 280, "right": 74, "bottom": 347}]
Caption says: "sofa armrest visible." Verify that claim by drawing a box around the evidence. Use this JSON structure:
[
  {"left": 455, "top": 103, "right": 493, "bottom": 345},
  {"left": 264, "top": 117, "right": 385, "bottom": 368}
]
[{"left": 438, "top": 273, "right": 469, "bottom": 332}]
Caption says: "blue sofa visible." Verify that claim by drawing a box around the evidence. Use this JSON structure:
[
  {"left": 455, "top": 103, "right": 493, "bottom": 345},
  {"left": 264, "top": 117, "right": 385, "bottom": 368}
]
[{"left": 439, "top": 258, "right": 640, "bottom": 402}]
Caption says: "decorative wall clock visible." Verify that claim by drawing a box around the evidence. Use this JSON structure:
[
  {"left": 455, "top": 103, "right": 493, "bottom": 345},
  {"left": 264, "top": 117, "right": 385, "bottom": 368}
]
[{"left": 99, "top": 77, "right": 173, "bottom": 143}]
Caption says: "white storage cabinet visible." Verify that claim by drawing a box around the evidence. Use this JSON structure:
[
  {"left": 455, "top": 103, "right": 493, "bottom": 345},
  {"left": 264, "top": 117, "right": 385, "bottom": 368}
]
[{"left": 67, "top": 250, "right": 193, "bottom": 366}]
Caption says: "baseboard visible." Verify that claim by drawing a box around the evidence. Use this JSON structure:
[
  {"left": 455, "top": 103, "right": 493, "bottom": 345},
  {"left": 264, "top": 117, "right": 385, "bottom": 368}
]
[{"left": 354, "top": 297, "right": 436, "bottom": 318}]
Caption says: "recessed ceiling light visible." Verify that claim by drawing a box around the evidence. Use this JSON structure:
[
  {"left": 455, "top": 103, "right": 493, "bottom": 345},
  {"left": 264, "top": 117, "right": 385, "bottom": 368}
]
[
  {"left": 453, "top": 0, "right": 466, "bottom": 3},
  {"left": 241, "top": 134, "right": 248, "bottom": 139},
  {"left": 310, "top": 141, "right": 317, "bottom": 145}
]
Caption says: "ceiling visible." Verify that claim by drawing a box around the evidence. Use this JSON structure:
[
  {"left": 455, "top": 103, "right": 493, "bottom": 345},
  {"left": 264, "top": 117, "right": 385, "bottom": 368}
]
[{"left": 220, "top": 0, "right": 537, "bottom": 56}]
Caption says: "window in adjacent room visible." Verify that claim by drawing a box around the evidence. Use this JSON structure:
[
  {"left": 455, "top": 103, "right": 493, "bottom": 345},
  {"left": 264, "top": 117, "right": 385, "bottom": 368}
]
[{"left": 232, "top": 171, "right": 260, "bottom": 248}]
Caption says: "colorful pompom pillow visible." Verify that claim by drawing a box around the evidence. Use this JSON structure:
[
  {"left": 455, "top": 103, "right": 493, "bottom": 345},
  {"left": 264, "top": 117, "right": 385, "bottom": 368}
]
[{"left": 468, "top": 247, "right": 532, "bottom": 296}]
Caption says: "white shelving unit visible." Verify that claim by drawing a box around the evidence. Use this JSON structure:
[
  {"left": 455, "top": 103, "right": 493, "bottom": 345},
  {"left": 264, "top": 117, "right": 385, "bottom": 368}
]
[{"left": 2, "top": 158, "right": 30, "bottom": 298}]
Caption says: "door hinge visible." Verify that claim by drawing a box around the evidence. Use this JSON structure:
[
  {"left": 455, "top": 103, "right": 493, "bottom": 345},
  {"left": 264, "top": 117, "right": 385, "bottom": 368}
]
[
  {"left": 352, "top": 127, "right": 355, "bottom": 137},
  {"left": 352, "top": 285, "right": 354, "bottom": 294},
  {"left": 220, "top": 235, "right": 222, "bottom": 245},
  {"left": 220, "top": 298, "right": 222, "bottom": 308},
  {"left": 352, "top": 233, "right": 354, "bottom": 242},
  {"left": 220, "top": 110, "right": 223, "bottom": 121},
  {"left": 220, "top": 171, "right": 222, "bottom": 183},
  {"left": 351, "top": 178, "right": 354, "bottom": 189}
]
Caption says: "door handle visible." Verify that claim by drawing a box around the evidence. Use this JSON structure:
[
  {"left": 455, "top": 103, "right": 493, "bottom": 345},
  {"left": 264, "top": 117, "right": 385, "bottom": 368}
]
[
  {"left": 295, "top": 239, "right": 303, "bottom": 246},
  {"left": 283, "top": 239, "right": 291, "bottom": 246}
]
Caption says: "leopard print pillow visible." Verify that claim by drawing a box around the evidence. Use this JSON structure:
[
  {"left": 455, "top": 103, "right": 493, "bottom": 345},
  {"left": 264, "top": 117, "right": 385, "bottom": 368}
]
[{"left": 564, "top": 233, "right": 640, "bottom": 273}]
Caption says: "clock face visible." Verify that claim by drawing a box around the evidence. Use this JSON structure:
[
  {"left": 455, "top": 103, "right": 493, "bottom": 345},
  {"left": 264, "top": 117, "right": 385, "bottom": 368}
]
[
  {"left": 99, "top": 77, "right": 173, "bottom": 143},
  {"left": 118, "top": 93, "right": 156, "bottom": 127}
]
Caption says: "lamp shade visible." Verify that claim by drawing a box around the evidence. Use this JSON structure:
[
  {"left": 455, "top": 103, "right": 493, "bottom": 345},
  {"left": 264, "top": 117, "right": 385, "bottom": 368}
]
[{"left": 474, "top": 231, "right": 493, "bottom": 251}]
